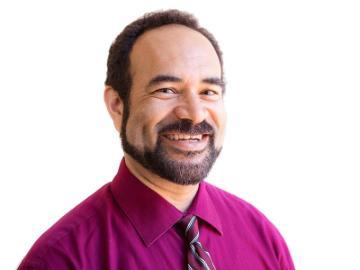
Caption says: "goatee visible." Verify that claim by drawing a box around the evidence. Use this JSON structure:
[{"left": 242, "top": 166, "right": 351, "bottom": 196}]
[{"left": 121, "top": 119, "right": 221, "bottom": 185}]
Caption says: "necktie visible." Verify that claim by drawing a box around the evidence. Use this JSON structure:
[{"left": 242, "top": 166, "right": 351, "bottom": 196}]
[{"left": 180, "top": 215, "right": 216, "bottom": 270}]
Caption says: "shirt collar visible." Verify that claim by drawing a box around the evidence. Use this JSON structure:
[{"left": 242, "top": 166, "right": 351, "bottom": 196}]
[
  {"left": 186, "top": 182, "right": 223, "bottom": 236},
  {"left": 110, "top": 158, "right": 223, "bottom": 247}
]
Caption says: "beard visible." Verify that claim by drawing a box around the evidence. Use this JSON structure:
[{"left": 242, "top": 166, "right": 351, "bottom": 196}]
[{"left": 121, "top": 118, "right": 221, "bottom": 185}]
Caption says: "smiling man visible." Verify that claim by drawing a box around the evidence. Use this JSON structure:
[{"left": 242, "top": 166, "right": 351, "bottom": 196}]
[{"left": 19, "top": 10, "right": 295, "bottom": 270}]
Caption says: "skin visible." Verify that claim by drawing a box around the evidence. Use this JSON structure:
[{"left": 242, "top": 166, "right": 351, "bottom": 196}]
[{"left": 104, "top": 24, "right": 226, "bottom": 211}]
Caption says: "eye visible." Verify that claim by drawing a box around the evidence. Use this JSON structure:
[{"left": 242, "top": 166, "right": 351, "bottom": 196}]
[
  {"left": 200, "top": 89, "right": 222, "bottom": 101},
  {"left": 151, "top": 87, "right": 178, "bottom": 99},
  {"left": 157, "top": 88, "right": 176, "bottom": 94},
  {"left": 202, "top": 89, "right": 222, "bottom": 97},
  {"left": 202, "top": 89, "right": 217, "bottom": 96}
]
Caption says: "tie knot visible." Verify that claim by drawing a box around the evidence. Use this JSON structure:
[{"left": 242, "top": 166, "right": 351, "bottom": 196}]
[{"left": 180, "top": 215, "right": 199, "bottom": 244}]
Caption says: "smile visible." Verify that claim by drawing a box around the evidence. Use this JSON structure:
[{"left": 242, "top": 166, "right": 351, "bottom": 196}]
[
  {"left": 162, "top": 133, "right": 208, "bottom": 141},
  {"left": 161, "top": 133, "right": 210, "bottom": 152}
]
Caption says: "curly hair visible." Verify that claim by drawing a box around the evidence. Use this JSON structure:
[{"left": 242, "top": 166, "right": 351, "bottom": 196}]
[{"left": 105, "top": 9, "right": 224, "bottom": 104}]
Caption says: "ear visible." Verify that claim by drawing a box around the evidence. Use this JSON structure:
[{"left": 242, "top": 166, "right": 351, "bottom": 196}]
[{"left": 104, "top": 86, "right": 124, "bottom": 132}]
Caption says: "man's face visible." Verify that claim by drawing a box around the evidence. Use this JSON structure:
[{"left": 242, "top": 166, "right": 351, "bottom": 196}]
[{"left": 121, "top": 24, "right": 226, "bottom": 185}]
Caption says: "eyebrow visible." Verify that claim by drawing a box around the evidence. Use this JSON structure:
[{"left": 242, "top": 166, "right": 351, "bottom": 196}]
[
  {"left": 146, "top": 74, "right": 225, "bottom": 89},
  {"left": 202, "top": 77, "right": 225, "bottom": 88},
  {"left": 146, "top": 75, "right": 182, "bottom": 88}
]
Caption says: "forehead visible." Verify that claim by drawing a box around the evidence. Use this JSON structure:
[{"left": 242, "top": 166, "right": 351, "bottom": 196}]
[{"left": 129, "top": 24, "right": 221, "bottom": 82}]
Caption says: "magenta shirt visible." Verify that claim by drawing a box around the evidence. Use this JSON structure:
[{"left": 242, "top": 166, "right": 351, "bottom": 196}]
[{"left": 19, "top": 159, "right": 295, "bottom": 269}]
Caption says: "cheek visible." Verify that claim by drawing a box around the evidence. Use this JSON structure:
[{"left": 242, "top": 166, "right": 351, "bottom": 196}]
[
  {"left": 210, "top": 104, "right": 227, "bottom": 148},
  {"left": 125, "top": 102, "right": 172, "bottom": 148},
  {"left": 216, "top": 117, "right": 226, "bottom": 148}
]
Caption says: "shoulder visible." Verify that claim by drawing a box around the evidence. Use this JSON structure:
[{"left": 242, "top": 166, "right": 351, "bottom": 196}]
[
  {"left": 204, "top": 181, "right": 283, "bottom": 236},
  {"left": 204, "top": 181, "right": 264, "bottom": 218},
  {"left": 204, "top": 182, "right": 295, "bottom": 269},
  {"left": 18, "top": 183, "right": 114, "bottom": 269}
]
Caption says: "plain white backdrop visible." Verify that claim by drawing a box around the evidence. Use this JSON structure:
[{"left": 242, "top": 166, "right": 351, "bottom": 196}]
[{"left": 0, "top": 0, "right": 359, "bottom": 269}]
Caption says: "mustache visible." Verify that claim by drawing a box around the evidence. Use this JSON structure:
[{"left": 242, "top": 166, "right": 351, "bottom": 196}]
[{"left": 158, "top": 119, "right": 214, "bottom": 135}]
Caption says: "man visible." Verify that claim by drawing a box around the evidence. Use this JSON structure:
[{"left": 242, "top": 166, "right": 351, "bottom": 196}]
[{"left": 19, "top": 10, "right": 295, "bottom": 270}]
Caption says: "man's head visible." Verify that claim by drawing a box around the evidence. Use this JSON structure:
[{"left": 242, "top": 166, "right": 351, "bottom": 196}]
[{"left": 104, "top": 10, "right": 226, "bottom": 185}]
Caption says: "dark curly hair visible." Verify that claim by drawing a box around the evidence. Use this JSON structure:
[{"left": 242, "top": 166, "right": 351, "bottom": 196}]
[{"left": 105, "top": 9, "right": 224, "bottom": 104}]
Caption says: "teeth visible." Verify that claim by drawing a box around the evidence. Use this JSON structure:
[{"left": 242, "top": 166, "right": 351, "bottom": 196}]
[
  {"left": 191, "top": 134, "right": 202, "bottom": 140},
  {"left": 165, "top": 133, "right": 203, "bottom": 141}
]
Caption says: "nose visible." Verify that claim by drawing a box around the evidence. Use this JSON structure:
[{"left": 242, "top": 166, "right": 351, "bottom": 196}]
[{"left": 173, "top": 93, "right": 208, "bottom": 124}]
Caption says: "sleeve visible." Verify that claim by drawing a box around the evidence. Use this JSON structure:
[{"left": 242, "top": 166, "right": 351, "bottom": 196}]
[
  {"left": 243, "top": 199, "right": 296, "bottom": 270},
  {"left": 273, "top": 228, "right": 296, "bottom": 270}
]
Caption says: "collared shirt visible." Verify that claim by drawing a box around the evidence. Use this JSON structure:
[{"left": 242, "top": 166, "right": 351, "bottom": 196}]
[{"left": 19, "top": 159, "right": 295, "bottom": 270}]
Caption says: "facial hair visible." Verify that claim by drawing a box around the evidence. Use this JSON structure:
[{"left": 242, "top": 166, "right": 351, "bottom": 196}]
[{"left": 121, "top": 118, "right": 221, "bottom": 185}]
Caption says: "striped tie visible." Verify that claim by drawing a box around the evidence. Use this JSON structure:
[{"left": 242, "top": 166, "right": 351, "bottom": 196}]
[{"left": 180, "top": 215, "right": 216, "bottom": 270}]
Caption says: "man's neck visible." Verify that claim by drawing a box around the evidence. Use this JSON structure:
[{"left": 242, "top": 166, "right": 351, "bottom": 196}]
[{"left": 124, "top": 154, "right": 199, "bottom": 212}]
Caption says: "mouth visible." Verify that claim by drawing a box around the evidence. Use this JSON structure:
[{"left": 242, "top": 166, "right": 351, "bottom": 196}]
[
  {"left": 162, "top": 133, "right": 210, "bottom": 141},
  {"left": 160, "top": 132, "right": 211, "bottom": 152}
]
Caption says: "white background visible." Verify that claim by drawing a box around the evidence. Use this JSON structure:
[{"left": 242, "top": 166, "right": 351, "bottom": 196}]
[{"left": 0, "top": 0, "right": 359, "bottom": 269}]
